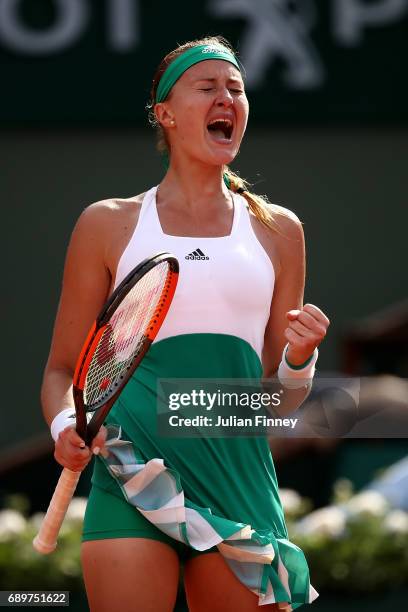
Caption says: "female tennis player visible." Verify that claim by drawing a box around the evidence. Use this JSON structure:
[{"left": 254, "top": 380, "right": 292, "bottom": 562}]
[{"left": 41, "top": 36, "right": 329, "bottom": 611}]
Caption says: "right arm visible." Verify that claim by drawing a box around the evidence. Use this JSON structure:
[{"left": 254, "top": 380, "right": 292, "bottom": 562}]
[{"left": 41, "top": 202, "right": 113, "bottom": 470}]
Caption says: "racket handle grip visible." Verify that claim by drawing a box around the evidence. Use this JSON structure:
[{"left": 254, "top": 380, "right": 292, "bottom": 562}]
[{"left": 33, "top": 468, "right": 81, "bottom": 554}]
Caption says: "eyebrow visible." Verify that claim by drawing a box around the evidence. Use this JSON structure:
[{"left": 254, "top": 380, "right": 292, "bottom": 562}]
[{"left": 193, "top": 77, "right": 243, "bottom": 84}]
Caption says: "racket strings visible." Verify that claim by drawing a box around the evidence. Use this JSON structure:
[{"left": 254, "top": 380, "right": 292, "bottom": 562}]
[{"left": 84, "top": 262, "right": 170, "bottom": 407}]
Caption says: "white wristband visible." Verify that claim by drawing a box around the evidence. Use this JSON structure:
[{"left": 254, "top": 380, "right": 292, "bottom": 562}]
[
  {"left": 50, "top": 408, "right": 77, "bottom": 442},
  {"left": 277, "top": 343, "right": 319, "bottom": 389}
]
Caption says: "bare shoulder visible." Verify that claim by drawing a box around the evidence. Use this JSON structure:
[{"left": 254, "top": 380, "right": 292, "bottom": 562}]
[
  {"left": 269, "top": 203, "right": 304, "bottom": 239},
  {"left": 249, "top": 201, "right": 304, "bottom": 280},
  {"left": 73, "top": 192, "right": 146, "bottom": 274},
  {"left": 268, "top": 204, "right": 305, "bottom": 276},
  {"left": 250, "top": 201, "right": 303, "bottom": 240},
  {"left": 78, "top": 192, "right": 145, "bottom": 228}
]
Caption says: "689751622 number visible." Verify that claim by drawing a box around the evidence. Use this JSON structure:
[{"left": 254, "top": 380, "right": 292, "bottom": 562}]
[{"left": 0, "top": 591, "right": 69, "bottom": 607}]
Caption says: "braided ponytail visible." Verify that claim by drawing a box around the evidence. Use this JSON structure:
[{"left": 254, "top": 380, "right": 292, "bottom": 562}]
[{"left": 223, "top": 167, "right": 290, "bottom": 236}]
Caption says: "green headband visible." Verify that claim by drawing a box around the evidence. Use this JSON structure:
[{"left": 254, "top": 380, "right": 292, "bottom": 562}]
[{"left": 155, "top": 44, "right": 241, "bottom": 103}]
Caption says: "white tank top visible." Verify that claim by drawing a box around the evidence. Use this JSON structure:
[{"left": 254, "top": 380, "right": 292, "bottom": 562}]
[{"left": 114, "top": 185, "right": 275, "bottom": 360}]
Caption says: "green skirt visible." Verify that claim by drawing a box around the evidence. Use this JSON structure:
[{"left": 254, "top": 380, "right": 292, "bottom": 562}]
[{"left": 90, "top": 333, "right": 318, "bottom": 608}]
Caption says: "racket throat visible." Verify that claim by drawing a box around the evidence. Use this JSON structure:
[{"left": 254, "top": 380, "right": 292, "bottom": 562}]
[{"left": 73, "top": 385, "right": 87, "bottom": 442}]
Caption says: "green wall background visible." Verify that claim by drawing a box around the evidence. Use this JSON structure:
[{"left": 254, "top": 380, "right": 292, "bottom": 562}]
[
  {"left": 2, "top": 0, "right": 407, "bottom": 123},
  {"left": 2, "top": 125, "right": 407, "bottom": 452}
]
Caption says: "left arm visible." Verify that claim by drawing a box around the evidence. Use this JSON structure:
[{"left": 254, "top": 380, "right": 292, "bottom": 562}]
[{"left": 262, "top": 208, "right": 330, "bottom": 415}]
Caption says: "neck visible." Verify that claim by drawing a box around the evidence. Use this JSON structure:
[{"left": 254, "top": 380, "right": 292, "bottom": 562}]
[{"left": 158, "top": 152, "right": 230, "bottom": 211}]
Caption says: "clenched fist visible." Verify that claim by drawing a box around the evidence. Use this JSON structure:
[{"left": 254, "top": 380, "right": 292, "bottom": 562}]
[{"left": 284, "top": 303, "right": 330, "bottom": 366}]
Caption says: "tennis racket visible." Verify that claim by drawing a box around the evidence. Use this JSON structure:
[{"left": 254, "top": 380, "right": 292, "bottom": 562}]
[{"left": 33, "top": 252, "right": 179, "bottom": 554}]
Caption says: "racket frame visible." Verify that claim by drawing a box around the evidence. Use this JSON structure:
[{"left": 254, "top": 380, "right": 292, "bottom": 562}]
[
  {"left": 33, "top": 252, "right": 178, "bottom": 554},
  {"left": 73, "top": 252, "right": 179, "bottom": 445}
]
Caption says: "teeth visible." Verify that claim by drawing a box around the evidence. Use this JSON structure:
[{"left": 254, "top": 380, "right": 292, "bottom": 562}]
[{"left": 208, "top": 118, "right": 232, "bottom": 127}]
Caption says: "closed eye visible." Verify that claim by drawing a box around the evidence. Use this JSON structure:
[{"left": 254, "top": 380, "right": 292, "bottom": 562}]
[{"left": 199, "top": 87, "right": 243, "bottom": 94}]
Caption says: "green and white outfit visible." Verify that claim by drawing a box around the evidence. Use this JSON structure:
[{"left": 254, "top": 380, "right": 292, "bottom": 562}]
[{"left": 89, "top": 186, "right": 318, "bottom": 608}]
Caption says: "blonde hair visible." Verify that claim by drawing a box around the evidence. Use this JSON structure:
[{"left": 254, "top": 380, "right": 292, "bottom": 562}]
[
  {"left": 147, "top": 36, "right": 290, "bottom": 235},
  {"left": 222, "top": 167, "right": 290, "bottom": 235}
]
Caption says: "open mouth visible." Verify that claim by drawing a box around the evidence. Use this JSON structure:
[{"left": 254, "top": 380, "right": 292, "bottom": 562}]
[{"left": 207, "top": 118, "right": 233, "bottom": 143}]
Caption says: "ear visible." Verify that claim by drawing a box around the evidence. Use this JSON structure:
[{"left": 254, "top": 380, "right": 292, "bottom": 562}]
[{"left": 154, "top": 103, "right": 176, "bottom": 128}]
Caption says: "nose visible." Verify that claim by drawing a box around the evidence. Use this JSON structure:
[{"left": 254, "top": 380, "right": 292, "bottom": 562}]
[{"left": 215, "top": 87, "right": 233, "bottom": 107}]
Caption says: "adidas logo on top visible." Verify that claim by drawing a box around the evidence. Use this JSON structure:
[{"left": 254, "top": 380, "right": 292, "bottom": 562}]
[{"left": 185, "top": 248, "right": 209, "bottom": 260}]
